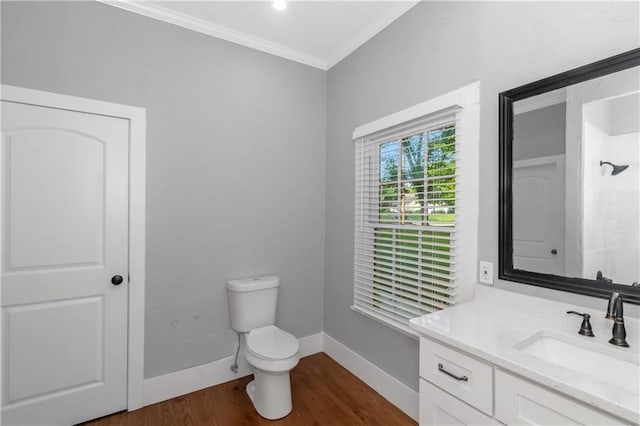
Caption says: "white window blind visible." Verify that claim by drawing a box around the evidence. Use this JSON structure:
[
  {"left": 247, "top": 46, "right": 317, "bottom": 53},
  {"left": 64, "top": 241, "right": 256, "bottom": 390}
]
[{"left": 354, "top": 110, "right": 460, "bottom": 327}]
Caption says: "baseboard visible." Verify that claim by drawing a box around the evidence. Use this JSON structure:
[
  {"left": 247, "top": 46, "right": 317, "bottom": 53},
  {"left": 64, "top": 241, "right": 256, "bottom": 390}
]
[
  {"left": 142, "top": 331, "right": 418, "bottom": 422},
  {"left": 143, "top": 351, "right": 250, "bottom": 407},
  {"left": 322, "top": 332, "right": 419, "bottom": 422},
  {"left": 142, "top": 331, "right": 323, "bottom": 406},
  {"left": 298, "top": 331, "right": 324, "bottom": 356}
]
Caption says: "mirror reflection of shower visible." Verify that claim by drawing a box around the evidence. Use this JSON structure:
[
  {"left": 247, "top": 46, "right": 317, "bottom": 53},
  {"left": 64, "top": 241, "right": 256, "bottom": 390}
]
[
  {"left": 581, "top": 89, "right": 639, "bottom": 285},
  {"left": 600, "top": 160, "right": 629, "bottom": 176}
]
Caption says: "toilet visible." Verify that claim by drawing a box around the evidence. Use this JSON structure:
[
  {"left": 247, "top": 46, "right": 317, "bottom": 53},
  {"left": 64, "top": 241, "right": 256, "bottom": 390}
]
[{"left": 226, "top": 275, "right": 299, "bottom": 420}]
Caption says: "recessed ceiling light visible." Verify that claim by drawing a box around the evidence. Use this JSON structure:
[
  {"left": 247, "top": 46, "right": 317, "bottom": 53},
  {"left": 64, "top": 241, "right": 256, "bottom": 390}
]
[{"left": 273, "top": 0, "right": 287, "bottom": 11}]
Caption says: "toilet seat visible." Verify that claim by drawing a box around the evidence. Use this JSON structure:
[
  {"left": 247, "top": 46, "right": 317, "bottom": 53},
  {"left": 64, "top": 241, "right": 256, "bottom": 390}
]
[{"left": 247, "top": 325, "right": 299, "bottom": 360}]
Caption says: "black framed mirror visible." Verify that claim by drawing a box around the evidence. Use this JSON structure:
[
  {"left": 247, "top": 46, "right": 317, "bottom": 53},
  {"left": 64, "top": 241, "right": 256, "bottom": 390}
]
[{"left": 499, "top": 48, "right": 640, "bottom": 304}]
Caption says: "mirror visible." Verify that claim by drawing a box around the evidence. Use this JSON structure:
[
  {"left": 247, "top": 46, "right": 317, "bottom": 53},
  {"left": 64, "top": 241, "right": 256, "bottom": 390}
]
[{"left": 499, "top": 49, "right": 640, "bottom": 304}]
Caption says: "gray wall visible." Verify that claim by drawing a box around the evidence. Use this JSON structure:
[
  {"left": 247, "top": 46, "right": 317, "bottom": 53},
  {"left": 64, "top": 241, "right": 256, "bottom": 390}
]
[
  {"left": 1, "top": 1, "right": 326, "bottom": 379},
  {"left": 513, "top": 103, "right": 566, "bottom": 161},
  {"left": 325, "top": 1, "right": 639, "bottom": 392},
  {"left": 3, "top": 0, "right": 639, "bottom": 392}
]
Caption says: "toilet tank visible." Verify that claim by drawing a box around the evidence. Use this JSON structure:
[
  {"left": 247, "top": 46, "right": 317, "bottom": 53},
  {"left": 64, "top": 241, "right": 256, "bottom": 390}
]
[{"left": 227, "top": 275, "right": 279, "bottom": 332}]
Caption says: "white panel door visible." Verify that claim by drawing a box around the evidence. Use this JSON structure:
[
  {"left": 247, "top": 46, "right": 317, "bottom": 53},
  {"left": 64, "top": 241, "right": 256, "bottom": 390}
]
[
  {"left": 513, "top": 156, "right": 565, "bottom": 275},
  {"left": 1, "top": 101, "right": 129, "bottom": 425}
]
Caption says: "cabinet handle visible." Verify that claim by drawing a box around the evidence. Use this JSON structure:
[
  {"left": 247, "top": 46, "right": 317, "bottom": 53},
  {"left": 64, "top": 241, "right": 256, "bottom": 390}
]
[{"left": 438, "top": 363, "right": 468, "bottom": 382}]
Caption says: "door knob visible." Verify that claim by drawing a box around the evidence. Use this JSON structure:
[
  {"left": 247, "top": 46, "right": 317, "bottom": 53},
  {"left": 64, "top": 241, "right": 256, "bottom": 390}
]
[
  {"left": 111, "top": 275, "right": 124, "bottom": 285},
  {"left": 551, "top": 249, "right": 558, "bottom": 255}
]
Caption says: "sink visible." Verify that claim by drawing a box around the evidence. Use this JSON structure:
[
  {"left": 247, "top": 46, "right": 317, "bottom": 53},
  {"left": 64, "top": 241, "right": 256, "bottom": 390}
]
[{"left": 514, "top": 331, "right": 639, "bottom": 394}]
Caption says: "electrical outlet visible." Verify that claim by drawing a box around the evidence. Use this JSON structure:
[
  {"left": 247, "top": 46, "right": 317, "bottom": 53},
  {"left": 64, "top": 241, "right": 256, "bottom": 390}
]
[{"left": 479, "top": 261, "right": 493, "bottom": 285}]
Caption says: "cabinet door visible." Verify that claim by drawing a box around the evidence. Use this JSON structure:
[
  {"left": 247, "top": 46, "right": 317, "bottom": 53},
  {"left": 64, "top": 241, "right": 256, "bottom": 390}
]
[
  {"left": 495, "top": 370, "right": 629, "bottom": 426},
  {"left": 420, "top": 379, "right": 502, "bottom": 426}
]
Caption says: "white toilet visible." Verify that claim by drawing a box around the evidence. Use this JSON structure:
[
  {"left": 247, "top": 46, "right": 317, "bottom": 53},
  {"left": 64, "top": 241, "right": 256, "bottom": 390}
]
[{"left": 226, "top": 275, "right": 300, "bottom": 420}]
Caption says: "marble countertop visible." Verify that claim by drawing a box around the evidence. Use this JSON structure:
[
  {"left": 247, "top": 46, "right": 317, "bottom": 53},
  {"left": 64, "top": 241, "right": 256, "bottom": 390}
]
[{"left": 409, "top": 286, "right": 640, "bottom": 424}]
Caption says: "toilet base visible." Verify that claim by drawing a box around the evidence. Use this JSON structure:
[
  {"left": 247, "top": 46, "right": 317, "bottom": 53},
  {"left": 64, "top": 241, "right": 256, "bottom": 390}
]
[{"left": 245, "top": 369, "right": 293, "bottom": 420}]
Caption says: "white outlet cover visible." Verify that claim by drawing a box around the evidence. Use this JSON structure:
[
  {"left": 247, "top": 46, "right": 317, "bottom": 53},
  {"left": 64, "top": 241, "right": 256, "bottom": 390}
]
[{"left": 479, "top": 261, "right": 493, "bottom": 285}]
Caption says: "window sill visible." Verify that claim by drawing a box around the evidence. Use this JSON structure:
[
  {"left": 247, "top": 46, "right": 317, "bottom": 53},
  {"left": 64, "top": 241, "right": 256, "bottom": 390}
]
[{"left": 351, "top": 305, "right": 420, "bottom": 340}]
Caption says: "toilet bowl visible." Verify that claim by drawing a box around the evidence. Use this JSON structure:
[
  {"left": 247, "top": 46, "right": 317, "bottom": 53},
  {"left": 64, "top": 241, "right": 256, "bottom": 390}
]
[
  {"left": 245, "top": 325, "right": 300, "bottom": 372},
  {"left": 226, "top": 275, "right": 299, "bottom": 420},
  {"left": 244, "top": 325, "right": 300, "bottom": 419}
]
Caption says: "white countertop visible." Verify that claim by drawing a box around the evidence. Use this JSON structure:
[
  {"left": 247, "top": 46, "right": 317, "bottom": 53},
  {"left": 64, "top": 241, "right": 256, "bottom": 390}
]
[{"left": 409, "top": 286, "right": 640, "bottom": 424}]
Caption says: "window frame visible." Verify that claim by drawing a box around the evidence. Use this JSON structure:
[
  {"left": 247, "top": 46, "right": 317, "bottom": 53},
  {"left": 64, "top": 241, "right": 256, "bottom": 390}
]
[{"left": 352, "top": 82, "right": 481, "bottom": 336}]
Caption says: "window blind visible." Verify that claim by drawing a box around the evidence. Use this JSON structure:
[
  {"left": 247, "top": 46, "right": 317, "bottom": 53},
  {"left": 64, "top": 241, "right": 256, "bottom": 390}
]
[{"left": 354, "top": 111, "right": 460, "bottom": 325}]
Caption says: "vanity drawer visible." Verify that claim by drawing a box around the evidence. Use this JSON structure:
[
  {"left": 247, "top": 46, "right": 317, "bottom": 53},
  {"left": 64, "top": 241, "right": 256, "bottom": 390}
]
[
  {"left": 495, "top": 370, "right": 629, "bottom": 426},
  {"left": 420, "top": 338, "right": 493, "bottom": 415},
  {"left": 420, "top": 379, "right": 501, "bottom": 426}
]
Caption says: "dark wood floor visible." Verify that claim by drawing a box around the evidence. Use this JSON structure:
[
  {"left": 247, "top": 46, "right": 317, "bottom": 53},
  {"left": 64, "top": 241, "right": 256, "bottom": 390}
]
[{"left": 84, "top": 353, "right": 417, "bottom": 426}]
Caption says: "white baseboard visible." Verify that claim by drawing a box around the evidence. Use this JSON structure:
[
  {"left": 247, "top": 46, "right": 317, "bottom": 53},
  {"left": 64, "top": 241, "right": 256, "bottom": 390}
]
[
  {"left": 322, "top": 332, "right": 419, "bottom": 422},
  {"left": 142, "top": 332, "right": 323, "bottom": 406},
  {"left": 142, "top": 331, "right": 418, "bottom": 422},
  {"left": 298, "top": 331, "right": 324, "bottom": 357}
]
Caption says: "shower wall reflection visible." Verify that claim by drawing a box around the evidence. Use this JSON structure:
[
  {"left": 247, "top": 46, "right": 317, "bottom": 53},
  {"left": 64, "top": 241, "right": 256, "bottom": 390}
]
[
  {"left": 582, "top": 92, "right": 639, "bottom": 285},
  {"left": 512, "top": 66, "right": 640, "bottom": 286}
]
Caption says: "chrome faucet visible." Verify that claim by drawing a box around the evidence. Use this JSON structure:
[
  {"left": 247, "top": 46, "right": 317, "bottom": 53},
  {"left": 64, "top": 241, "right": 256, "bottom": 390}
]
[{"left": 606, "top": 292, "right": 629, "bottom": 347}]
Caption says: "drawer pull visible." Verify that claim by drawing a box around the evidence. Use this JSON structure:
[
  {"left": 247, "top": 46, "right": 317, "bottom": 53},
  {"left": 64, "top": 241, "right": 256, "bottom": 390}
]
[{"left": 438, "top": 363, "right": 469, "bottom": 381}]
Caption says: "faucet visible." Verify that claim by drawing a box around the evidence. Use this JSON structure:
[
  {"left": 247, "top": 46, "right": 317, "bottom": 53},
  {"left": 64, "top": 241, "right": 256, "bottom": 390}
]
[
  {"left": 596, "top": 270, "right": 613, "bottom": 284},
  {"left": 606, "top": 292, "right": 629, "bottom": 347}
]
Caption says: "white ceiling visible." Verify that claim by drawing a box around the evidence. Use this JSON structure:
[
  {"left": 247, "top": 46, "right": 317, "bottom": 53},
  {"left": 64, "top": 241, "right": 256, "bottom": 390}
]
[{"left": 101, "top": 1, "right": 419, "bottom": 70}]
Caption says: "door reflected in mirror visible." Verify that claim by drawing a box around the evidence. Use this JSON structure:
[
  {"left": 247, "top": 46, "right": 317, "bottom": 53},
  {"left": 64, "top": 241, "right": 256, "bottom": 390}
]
[{"left": 511, "top": 66, "right": 639, "bottom": 286}]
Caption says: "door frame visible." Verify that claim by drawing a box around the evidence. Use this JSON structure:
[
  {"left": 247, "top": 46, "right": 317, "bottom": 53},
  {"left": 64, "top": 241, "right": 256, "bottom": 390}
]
[
  {"left": 0, "top": 84, "right": 146, "bottom": 411},
  {"left": 513, "top": 154, "right": 565, "bottom": 170}
]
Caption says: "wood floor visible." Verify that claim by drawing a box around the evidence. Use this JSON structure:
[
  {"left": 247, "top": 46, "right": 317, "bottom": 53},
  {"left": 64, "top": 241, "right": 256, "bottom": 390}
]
[{"left": 83, "top": 353, "right": 417, "bottom": 426}]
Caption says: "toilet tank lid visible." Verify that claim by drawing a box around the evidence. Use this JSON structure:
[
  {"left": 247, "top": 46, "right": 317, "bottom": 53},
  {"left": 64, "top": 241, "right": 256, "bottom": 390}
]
[{"left": 227, "top": 275, "right": 280, "bottom": 292}]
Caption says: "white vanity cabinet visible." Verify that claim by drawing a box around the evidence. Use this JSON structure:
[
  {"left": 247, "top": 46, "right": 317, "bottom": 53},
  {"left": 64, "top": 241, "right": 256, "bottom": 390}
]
[
  {"left": 494, "top": 370, "right": 627, "bottom": 426},
  {"left": 418, "top": 337, "right": 631, "bottom": 426},
  {"left": 420, "top": 379, "right": 500, "bottom": 426}
]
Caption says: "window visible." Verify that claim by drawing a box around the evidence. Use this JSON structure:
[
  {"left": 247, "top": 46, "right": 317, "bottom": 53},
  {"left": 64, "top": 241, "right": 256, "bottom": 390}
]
[{"left": 352, "top": 83, "right": 479, "bottom": 334}]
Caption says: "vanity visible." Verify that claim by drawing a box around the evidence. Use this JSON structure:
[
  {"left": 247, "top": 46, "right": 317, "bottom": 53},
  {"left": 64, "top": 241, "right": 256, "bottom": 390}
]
[
  {"left": 409, "top": 286, "right": 639, "bottom": 426},
  {"left": 409, "top": 49, "right": 640, "bottom": 426}
]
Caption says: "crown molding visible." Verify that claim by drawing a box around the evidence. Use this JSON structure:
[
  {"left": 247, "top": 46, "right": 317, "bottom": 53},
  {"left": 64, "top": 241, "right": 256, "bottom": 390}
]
[
  {"left": 327, "top": 1, "right": 420, "bottom": 69},
  {"left": 98, "top": 0, "right": 328, "bottom": 70},
  {"left": 98, "top": 1, "right": 419, "bottom": 72}
]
